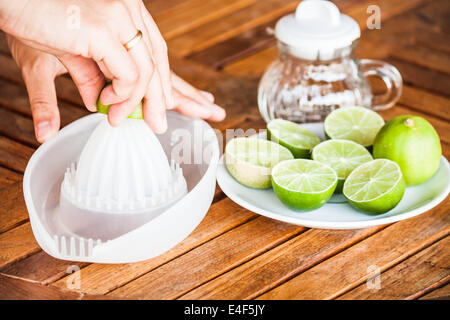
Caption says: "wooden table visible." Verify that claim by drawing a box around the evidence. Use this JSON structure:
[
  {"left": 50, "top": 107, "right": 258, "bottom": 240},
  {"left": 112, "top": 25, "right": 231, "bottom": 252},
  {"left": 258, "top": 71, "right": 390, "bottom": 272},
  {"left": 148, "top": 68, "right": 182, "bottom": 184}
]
[{"left": 0, "top": 0, "right": 449, "bottom": 300}]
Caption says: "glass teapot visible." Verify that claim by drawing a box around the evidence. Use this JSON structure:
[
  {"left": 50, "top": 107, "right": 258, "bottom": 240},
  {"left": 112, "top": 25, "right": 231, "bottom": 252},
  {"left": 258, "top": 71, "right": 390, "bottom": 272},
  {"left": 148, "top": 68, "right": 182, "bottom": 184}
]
[{"left": 258, "top": 0, "right": 402, "bottom": 123}]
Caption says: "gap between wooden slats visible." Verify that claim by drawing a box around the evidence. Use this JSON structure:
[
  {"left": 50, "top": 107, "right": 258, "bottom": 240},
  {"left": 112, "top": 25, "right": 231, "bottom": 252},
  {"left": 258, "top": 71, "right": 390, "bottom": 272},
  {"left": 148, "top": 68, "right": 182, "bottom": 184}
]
[
  {"left": 337, "top": 236, "right": 450, "bottom": 300},
  {"left": 179, "top": 203, "right": 449, "bottom": 299}
]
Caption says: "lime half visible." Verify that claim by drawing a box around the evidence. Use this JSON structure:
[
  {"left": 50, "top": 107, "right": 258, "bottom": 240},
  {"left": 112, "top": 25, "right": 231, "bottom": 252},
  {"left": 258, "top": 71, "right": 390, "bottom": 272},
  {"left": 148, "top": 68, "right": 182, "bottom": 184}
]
[
  {"left": 225, "top": 137, "right": 293, "bottom": 189},
  {"left": 97, "top": 99, "right": 144, "bottom": 119},
  {"left": 343, "top": 159, "right": 405, "bottom": 214},
  {"left": 271, "top": 159, "right": 337, "bottom": 210},
  {"left": 267, "top": 119, "right": 321, "bottom": 158},
  {"left": 312, "top": 139, "right": 373, "bottom": 192},
  {"left": 324, "top": 107, "right": 384, "bottom": 147}
]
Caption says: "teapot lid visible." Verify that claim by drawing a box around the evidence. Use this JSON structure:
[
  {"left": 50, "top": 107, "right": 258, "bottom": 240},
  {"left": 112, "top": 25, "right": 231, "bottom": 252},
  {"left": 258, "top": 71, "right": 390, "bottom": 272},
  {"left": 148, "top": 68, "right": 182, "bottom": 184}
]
[{"left": 275, "top": 0, "right": 360, "bottom": 59}]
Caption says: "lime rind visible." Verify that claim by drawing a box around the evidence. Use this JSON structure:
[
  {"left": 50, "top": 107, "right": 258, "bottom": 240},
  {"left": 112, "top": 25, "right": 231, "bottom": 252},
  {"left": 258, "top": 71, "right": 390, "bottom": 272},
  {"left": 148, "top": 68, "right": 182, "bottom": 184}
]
[
  {"left": 97, "top": 98, "right": 144, "bottom": 119},
  {"left": 312, "top": 139, "right": 373, "bottom": 180},
  {"left": 324, "top": 107, "right": 385, "bottom": 147},
  {"left": 267, "top": 119, "right": 321, "bottom": 158}
]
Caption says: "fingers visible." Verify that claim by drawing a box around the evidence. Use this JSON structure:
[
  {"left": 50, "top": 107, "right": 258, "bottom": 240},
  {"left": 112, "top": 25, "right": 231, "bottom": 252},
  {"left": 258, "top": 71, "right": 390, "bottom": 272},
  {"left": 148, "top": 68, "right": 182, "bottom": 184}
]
[
  {"left": 107, "top": 38, "right": 154, "bottom": 126},
  {"left": 140, "top": 2, "right": 173, "bottom": 107},
  {"left": 96, "top": 30, "right": 140, "bottom": 109},
  {"left": 59, "top": 55, "right": 105, "bottom": 112},
  {"left": 143, "top": 68, "right": 167, "bottom": 133},
  {"left": 95, "top": 3, "right": 155, "bottom": 126},
  {"left": 22, "top": 68, "right": 60, "bottom": 143},
  {"left": 171, "top": 72, "right": 226, "bottom": 121}
]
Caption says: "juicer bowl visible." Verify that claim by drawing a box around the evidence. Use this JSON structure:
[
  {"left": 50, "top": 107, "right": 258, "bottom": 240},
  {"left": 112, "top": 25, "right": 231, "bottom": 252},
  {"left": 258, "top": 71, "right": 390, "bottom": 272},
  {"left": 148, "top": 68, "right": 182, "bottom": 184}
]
[{"left": 23, "top": 112, "right": 220, "bottom": 263}]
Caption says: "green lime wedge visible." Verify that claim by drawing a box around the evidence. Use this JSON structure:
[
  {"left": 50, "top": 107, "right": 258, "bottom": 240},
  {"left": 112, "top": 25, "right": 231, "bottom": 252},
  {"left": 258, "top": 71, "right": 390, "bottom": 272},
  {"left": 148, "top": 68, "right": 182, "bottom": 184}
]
[
  {"left": 343, "top": 159, "right": 405, "bottom": 214},
  {"left": 225, "top": 137, "right": 293, "bottom": 189},
  {"left": 324, "top": 107, "right": 385, "bottom": 147},
  {"left": 97, "top": 98, "right": 144, "bottom": 119},
  {"left": 271, "top": 159, "right": 337, "bottom": 210},
  {"left": 312, "top": 139, "right": 373, "bottom": 193},
  {"left": 267, "top": 119, "right": 321, "bottom": 158}
]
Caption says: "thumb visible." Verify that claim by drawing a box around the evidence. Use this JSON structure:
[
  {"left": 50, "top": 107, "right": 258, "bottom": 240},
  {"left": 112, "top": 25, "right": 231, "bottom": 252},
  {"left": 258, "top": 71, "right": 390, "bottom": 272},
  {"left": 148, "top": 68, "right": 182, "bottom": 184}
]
[{"left": 22, "top": 69, "right": 60, "bottom": 143}]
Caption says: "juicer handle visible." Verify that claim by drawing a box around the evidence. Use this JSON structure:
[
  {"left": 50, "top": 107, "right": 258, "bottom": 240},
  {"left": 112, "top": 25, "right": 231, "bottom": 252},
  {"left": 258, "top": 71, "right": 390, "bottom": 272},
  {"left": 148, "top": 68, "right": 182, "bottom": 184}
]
[{"left": 358, "top": 59, "right": 403, "bottom": 111}]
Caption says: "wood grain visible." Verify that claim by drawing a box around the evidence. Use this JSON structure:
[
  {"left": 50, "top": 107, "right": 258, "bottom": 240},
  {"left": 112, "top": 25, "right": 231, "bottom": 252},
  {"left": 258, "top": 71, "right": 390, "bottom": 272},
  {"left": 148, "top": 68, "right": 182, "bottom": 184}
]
[
  {"left": 398, "top": 85, "right": 450, "bottom": 121},
  {"left": 167, "top": 0, "right": 299, "bottom": 57},
  {"left": 0, "top": 167, "right": 21, "bottom": 189},
  {"left": 0, "top": 223, "right": 40, "bottom": 269},
  {"left": 258, "top": 202, "right": 449, "bottom": 299},
  {"left": 0, "top": 136, "right": 33, "bottom": 173},
  {"left": 0, "top": 251, "right": 88, "bottom": 285},
  {"left": 179, "top": 226, "right": 383, "bottom": 300},
  {"left": 0, "top": 274, "right": 81, "bottom": 300},
  {"left": 338, "top": 236, "right": 450, "bottom": 299},
  {"left": 0, "top": 77, "right": 88, "bottom": 125},
  {"left": 156, "top": 0, "right": 259, "bottom": 40},
  {"left": 0, "top": 183, "right": 28, "bottom": 234},
  {"left": 52, "top": 198, "right": 256, "bottom": 295},
  {"left": 0, "top": 0, "right": 448, "bottom": 300},
  {"left": 109, "top": 217, "right": 306, "bottom": 299},
  {"left": 419, "top": 283, "right": 450, "bottom": 300}
]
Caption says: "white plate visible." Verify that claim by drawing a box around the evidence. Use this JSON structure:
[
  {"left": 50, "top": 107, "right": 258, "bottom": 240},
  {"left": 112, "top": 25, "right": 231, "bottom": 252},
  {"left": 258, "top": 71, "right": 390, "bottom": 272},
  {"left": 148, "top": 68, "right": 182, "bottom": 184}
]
[{"left": 216, "top": 122, "right": 450, "bottom": 229}]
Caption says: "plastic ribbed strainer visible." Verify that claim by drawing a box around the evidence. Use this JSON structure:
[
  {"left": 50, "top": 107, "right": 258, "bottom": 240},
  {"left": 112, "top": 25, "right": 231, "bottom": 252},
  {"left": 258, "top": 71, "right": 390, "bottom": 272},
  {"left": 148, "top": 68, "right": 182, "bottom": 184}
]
[{"left": 23, "top": 112, "right": 219, "bottom": 263}]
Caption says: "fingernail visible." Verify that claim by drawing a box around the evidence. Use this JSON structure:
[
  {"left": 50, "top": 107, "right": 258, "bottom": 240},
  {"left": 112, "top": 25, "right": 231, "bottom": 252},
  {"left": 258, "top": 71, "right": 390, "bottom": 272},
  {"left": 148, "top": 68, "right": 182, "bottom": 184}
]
[
  {"left": 200, "top": 90, "right": 214, "bottom": 103},
  {"left": 214, "top": 106, "right": 226, "bottom": 121},
  {"left": 36, "top": 121, "right": 53, "bottom": 142},
  {"left": 166, "top": 93, "right": 175, "bottom": 109},
  {"left": 156, "top": 114, "right": 168, "bottom": 134}
]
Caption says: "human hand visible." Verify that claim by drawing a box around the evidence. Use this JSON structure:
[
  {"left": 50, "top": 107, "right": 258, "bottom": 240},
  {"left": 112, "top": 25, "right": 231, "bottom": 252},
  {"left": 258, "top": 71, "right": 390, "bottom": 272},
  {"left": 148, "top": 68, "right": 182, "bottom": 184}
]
[
  {"left": 1, "top": 0, "right": 173, "bottom": 132},
  {"left": 8, "top": 36, "right": 225, "bottom": 143}
]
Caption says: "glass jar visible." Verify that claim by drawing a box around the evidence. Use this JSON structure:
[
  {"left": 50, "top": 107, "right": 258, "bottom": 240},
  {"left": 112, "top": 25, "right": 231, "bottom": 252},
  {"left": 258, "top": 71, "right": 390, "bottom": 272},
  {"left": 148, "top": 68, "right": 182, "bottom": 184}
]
[{"left": 257, "top": 0, "right": 402, "bottom": 123}]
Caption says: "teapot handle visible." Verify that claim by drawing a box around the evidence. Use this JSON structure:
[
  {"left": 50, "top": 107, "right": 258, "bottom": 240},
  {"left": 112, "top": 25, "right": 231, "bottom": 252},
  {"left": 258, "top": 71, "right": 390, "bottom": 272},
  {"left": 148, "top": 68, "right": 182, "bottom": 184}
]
[{"left": 358, "top": 59, "right": 403, "bottom": 111}]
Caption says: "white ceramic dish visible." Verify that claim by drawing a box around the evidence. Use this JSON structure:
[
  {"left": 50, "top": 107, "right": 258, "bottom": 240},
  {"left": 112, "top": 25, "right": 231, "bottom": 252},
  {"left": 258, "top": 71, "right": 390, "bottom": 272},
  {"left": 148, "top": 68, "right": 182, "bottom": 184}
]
[
  {"left": 217, "top": 122, "right": 450, "bottom": 229},
  {"left": 23, "top": 112, "right": 219, "bottom": 263}
]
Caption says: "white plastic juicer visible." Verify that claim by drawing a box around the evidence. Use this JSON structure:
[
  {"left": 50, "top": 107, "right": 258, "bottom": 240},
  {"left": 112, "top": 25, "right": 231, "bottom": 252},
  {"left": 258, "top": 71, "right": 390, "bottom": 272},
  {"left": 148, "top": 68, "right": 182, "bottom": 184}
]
[{"left": 23, "top": 112, "right": 219, "bottom": 263}]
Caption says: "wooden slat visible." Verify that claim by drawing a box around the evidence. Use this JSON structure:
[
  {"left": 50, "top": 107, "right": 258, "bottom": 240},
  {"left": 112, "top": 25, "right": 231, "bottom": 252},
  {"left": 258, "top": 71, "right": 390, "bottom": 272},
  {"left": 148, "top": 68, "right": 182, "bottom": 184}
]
[
  {"left": 398, "top": 86, "right": 450, "bottom": 121},
  {"left": 0, "top": 78, "right": 89, "bottom": 124},
  {"left": 188, "top": 18, "right": 277, "bottom": 69},
  {"left": 51, "top": 198, "right": 256, "bottom": 295},
  {"left": 0, "top": 167, "right": 21, "bottom": 189},
  {"left": 144, "top": 0, "right": 190, "bottom": 16},
  {"left": 0, "top": 49, "right": 84, "bottom": 107},
  {"left": 167, "top": 0, "right": 299, "bottom": 57},
  {"left": 0, "top": 274, "right": 81, "bottom": 300},
  {"left": 179, "top": 226, "right": 383, "bottom": 300},
  {"left": 386, "top": 57, "right": 450, "bottom": 98},
  {"left": 0, "top": 223, "right": 40, "bottom": 269},
  {"left": 0, "top": 183, "right": 27, "bottom": 234},
  {"left": 156, "top": 0, "right": 259, "bottom": 40},
  {"left": 109, "top": 217, "right": 306, "bottom": 299},
  {"left": 189, "top": 0, "right": 426, "bottom": 69},
  {"left": 392, "top": 44, "right": 450, "bottom": 76},
  {"left": 258, "top": 203, "right": 449, "bottom": 299},
  {"left": 420, "top": 283, "right": 450, "bottom": 300},
  {"left": 223, "top": 45, "right": 276, "bottom": 79},
  {"left": 0, "top": 251, "right": 88, "bottom": 285},
  {"left": 338, "top": 237, "right": 450, "bottom": 300},
  {"left": 0, "top": 108, "right": 38, "bottom": 148},
  {"left": 0, "top": 136, "right": 33, "bottom": 173}
]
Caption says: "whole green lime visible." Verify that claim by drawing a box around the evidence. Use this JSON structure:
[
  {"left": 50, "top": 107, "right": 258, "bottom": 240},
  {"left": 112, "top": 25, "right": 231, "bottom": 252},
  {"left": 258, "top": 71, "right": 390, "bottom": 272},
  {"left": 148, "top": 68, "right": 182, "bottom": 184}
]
[{"left": 373, "top": 115, "right": 441, "bottom": 186}]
